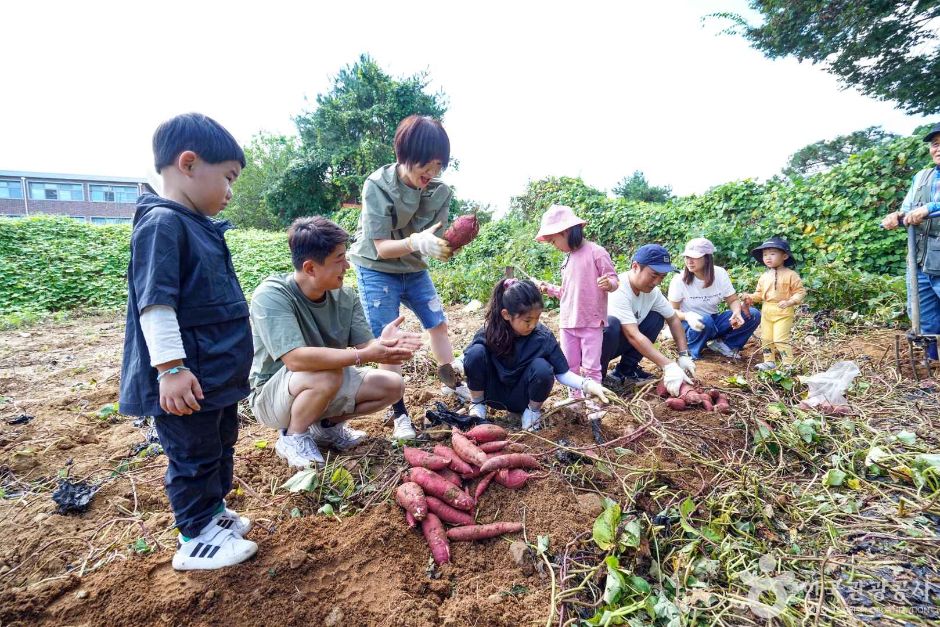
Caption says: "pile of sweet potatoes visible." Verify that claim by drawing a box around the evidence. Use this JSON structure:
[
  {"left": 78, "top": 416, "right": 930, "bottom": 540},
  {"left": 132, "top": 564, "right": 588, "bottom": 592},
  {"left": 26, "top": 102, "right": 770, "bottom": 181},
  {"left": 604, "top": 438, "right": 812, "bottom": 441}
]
[
  {"left": 656, "top": 381, "right": 731, "bottom": 413},
  {"left": 395, "top": 423, "right": 535, "bottom": 565}
]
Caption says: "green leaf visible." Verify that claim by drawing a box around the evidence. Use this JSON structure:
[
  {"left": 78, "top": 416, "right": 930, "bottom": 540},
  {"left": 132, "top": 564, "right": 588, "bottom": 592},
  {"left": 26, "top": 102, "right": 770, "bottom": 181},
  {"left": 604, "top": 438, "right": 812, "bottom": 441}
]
[
  {"left": 330, "top": 466, "right": 355, "bottom": 497},
  {"left": 824, "top": 468, "right": 846, "bottom": 487},
  {"left": 603, "top": 556, "right": 625, "bottom": 604},
  {"left": 620, "top": 518, "right": 642, "bottom": 549},
  {"left": 281, "top": 468, "right": 319, "bottom": 493},
  {"left": 592, "top": 502, "right": 621, "bottom": 550},
  {"left": 897, "top": 430, "right": 916, "bottom": 445},
  {"left": 536, "top": 534, "right": 550, "bottom": 555},
  {"left": 317, "top": 503, "right": 335, "bottom": 515}
]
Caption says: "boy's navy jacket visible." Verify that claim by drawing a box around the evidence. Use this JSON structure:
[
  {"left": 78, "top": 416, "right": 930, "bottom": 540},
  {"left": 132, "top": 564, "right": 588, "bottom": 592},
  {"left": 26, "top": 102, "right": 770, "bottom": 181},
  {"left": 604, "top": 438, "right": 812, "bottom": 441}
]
[
  {"left": 119, "top": 194, "right": 252, "bottom": 416},
  {"left": 467, "top": 324, "right": 569, "bottom": 386}
]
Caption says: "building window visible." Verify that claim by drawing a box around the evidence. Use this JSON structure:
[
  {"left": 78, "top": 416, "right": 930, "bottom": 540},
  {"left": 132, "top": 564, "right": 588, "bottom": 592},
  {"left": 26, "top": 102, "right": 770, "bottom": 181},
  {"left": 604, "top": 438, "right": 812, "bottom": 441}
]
[
  {"left": 90, "top": 216, "right": 133, "bottom": 225},
  {"left": 28, "top": 182, "right": 84, "bottom": 201},
  {"left": 0, "top": 180, "right": 24, "bottom": 199},
  {"left": 89, "top": 184, "right": 138, "bottom": 203}
]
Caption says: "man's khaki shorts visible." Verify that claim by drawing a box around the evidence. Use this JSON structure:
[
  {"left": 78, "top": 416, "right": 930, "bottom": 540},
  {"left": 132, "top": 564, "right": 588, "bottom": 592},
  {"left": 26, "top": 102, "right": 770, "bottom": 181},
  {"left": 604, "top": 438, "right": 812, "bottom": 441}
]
[{"left": 250, "top": 366, "right": 367, "bottom": 430}]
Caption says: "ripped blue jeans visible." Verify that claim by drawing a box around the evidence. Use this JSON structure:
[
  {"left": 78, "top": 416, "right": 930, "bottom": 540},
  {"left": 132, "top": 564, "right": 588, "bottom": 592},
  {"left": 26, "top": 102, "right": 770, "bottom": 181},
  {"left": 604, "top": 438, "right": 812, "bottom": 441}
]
[{"left": 353, "top": 265, "right": 447, "bottom": 337}]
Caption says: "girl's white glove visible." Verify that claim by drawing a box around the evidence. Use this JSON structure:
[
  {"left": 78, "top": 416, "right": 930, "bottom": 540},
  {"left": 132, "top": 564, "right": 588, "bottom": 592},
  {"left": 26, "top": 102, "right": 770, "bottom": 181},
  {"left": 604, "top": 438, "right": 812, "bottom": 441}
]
[
  {"left": 663, "top": 362, "right": 692, "bottom": 397},
  {"left": 582, "top": 380, "right": 613, "bottom": 404},
  {"left": 408, "top": 222, "right": 452, "bottom": 261},
  {"left": 683, "top": 311, "right": 705, "bottom": 331}
]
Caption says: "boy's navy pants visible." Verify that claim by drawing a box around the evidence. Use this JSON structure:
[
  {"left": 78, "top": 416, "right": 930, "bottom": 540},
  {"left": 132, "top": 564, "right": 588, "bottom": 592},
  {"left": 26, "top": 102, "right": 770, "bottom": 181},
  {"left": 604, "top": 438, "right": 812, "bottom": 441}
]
[{"left": 153, "top": 403, "right": 238, "bottom": 538}]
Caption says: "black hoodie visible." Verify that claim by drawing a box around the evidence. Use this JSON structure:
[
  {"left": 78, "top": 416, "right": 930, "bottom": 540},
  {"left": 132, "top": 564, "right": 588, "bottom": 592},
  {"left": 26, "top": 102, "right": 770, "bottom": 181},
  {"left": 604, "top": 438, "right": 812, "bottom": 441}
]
[{"left": 119, "top": 194, "right": 252, "bottom": 416}]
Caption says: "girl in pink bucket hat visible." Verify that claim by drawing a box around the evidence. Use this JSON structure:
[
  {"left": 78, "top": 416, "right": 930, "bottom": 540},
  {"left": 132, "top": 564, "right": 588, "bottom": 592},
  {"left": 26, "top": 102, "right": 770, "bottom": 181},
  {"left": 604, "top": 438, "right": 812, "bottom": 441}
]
[{"left": 535, "top": 205, "right": 619, "bottom": 425}]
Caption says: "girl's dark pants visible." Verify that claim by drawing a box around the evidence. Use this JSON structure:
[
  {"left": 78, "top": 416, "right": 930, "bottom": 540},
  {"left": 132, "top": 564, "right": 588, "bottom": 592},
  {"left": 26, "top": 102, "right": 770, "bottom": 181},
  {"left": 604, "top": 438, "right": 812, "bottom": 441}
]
[{"left": 463, "top": 344, "right": 554, "bottom": 414}]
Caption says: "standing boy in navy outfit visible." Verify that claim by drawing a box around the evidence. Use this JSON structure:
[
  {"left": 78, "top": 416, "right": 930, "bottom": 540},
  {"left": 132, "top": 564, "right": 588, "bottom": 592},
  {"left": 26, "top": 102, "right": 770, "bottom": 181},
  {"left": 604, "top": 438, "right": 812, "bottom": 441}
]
[{"left": 119, "top": 113, "right": 257, "bottom": 570}]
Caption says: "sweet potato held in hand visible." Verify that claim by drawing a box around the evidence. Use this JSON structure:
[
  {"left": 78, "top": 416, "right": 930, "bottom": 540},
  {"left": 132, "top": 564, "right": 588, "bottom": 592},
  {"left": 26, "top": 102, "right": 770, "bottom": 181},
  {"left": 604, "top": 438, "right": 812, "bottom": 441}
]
[{"left": 443, "top": 214, "right": 480, "bottom": 252}]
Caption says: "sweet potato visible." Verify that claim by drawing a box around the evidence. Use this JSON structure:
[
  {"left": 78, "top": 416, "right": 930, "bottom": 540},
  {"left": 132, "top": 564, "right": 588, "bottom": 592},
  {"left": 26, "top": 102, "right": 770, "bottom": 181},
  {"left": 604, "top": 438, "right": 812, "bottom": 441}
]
[
  {"left": 495, "top": 468, "right": 529, "bottom": 489},
  {"left": 656, "top": 381, "right": 669, "bottom": 398},
  {"left": 465, "top": 424, "right": 508, "bottom": 444},
  {"left": 664, "top": 397, "right": 687, "bottom": 411},
  {"left": 479, "top": 440, "right": 508, "bottom": 453},
  {"left": 437, "top": 467, "right": 463, "bottom": 487},
  {"left": 405, "top": 510, "right": 417, "bottom": 528},
  {"left": 451, "top": 428, "right": 488, "bottom": 467},
  {"left": 409, "top": 467, "right": 475, "bottom": 511},
  {"left": 403, "top": 446, "right": 449, "bottom": 470},
  {"left": 709, "top": 389, "right": 721, "bottom": 402},
  {"left": 426, "top": 496, "right": 475, "bottom": 526},
  {"left": 701, "top": 397, "right": 713, "bottom": 411},
  {"left": 433, "top": 445, "right": 475, "bottom": 475},
  {"left": 715, "top": 394, "right": 731, "bottom": 414},
  {"left": 443, "top": 213, "right": 480, "bottom": 252},
  {"left": 421, "top": 512, "right": 451, "bottom": 564},
  {"left": 461, "top": 464, "right": 482, "bottom": 479},
  {"left": 480, "top": 453, "right": 541, "bottom": 474},
  {"left": 446, "top": 521, "right": 523, "bottom": 542},
  {"left": 396, "top": 482, "right": 427, "bottom": 521},
  {"left": 474, "top": 471, "right": 497, "bottom": 500}
]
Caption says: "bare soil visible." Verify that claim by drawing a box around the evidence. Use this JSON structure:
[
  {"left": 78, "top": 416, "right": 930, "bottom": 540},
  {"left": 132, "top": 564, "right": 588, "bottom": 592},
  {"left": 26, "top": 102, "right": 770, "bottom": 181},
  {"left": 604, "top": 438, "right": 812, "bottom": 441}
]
[{"left": 0, "top": 307, "right": 927, "bottom": 626}]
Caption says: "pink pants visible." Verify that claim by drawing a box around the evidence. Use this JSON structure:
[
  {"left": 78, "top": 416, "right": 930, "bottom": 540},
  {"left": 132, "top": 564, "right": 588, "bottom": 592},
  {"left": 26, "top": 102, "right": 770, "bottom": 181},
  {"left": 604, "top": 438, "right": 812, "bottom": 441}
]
[{"left": 560, "top": 327, "right": 604, "bottom": 397}]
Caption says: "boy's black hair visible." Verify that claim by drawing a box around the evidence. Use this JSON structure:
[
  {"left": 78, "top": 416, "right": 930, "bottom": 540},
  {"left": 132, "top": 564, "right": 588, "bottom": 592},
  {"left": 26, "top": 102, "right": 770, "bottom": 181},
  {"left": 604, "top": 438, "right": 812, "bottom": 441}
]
[
  {"left": 288, "top": 217, "right": 350, "bottom": 270},
  {"left": 484, "top": 278, "right": 544, "bottom": 357},
  {"left": 394, "top": 115, "right": 450, "bottom": 170},
  {"left": 152, "top": 113, "right": 246, "bottom": 173},
  {"left": 567, "top": 224, "right": 584, "bottom": 250}
]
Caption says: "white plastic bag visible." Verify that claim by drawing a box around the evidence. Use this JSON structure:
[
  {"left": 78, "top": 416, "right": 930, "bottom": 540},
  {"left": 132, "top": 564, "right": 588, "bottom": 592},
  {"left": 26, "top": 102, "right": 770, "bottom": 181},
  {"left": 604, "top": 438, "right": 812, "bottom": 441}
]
[{"left": 800, "top": 361, "right": 860, "bottom": 407}]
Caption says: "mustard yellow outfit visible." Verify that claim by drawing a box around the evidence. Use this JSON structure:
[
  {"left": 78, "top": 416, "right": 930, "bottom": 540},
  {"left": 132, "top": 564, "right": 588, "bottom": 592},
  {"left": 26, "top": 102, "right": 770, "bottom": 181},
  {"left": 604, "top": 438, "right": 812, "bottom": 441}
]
[{"left": 749, "top": 267, "right": 806, "bottom": 365}]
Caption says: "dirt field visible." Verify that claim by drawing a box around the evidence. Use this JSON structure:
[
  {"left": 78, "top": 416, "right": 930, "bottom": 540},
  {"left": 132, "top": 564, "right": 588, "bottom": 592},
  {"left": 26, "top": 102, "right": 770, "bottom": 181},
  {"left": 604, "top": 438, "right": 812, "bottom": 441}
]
[{"left": 0, "top": 307, "right": 937, "bottom": 626}]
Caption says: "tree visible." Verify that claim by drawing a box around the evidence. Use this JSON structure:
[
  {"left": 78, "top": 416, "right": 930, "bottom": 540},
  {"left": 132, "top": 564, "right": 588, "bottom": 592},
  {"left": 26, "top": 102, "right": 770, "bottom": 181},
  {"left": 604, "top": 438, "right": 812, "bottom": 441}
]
[
  {"left": 612, "top": 170, "right": 673, "bottom": 203},
  {"left": 711, "top": 1, "right": 940, "bottom": 115},
  {"left": 782, "top": 126, "right": 899, "bottom": 178},
  {"left": 295, "top": 54, "right": 448, "bottom": 203},
  {"left": 223, "top": 133, "right": 302, "bottom": 230}
]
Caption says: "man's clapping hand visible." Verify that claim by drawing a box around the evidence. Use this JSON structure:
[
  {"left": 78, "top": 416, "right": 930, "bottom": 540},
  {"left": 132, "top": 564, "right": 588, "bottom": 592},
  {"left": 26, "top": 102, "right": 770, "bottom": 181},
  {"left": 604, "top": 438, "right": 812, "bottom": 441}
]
[{"left": 361, "top": 315, "right": 424, "bottom": 365}]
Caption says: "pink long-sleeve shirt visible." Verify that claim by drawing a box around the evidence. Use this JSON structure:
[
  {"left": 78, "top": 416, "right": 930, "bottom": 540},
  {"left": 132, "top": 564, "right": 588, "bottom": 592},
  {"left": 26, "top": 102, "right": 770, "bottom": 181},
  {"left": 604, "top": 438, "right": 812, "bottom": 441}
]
[{"left": 543, "top": 240, "right": 619, "bottom": 329}]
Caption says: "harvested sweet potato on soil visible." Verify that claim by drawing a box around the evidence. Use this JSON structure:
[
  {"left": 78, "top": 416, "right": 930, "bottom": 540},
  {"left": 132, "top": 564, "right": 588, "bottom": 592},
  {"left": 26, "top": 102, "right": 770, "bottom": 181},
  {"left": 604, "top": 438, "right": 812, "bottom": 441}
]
[
  {"left": 437, "top": 467, "right": 463, "bottom": 487},
  {"left": 474, "top": 471, "right": 497, "bottom": 500},
  {"left": 494, "top": 468, "right": 529, "bottom": 489},
  {"left": 480, "top": 453, "right": 540, "bottom": 474},
  {"left": 395, "top": 482, "right": 427, "bottom": 521},
  {"left": 433, "top": 445, "right": 475, "bottom": 475},
  {"left": 426, "top": 496, "right": 475, "bottom": 526},
  {"left": 421, "top": 512, "right": 451, "bottom": 564},
  {"left": 445, "top": 522, "right": 523, "bottom": 542},
  {"left": 478, "top": 440, "right": 508, "bottom": 453},
  {"left": 451, "top": 428, "right": 488, "bottom": 467},
  {"left": 403, "top": 446, "right": 449, "bottom": 470},
  {"left": 409, "top": 467, "right": 475, "bottom": 511},
  {"left": 465, "top": 424, "right": 507, "bottom": 443}
]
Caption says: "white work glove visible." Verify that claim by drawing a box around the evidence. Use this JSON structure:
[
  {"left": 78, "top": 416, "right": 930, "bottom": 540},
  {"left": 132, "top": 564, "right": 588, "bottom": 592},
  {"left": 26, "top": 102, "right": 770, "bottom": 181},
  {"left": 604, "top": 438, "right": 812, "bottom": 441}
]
[
  {"left": 408, "top": 222, "right": 452, "bottom": 261},
  {"left": 683, "top": 311, "right": 705, "bottom": 332},
  {"left": 677, "top": 355, "right": 696, "bottom": 378},
  {"left": 582, "top": 380, "right": 614, "bottom": 404},
  {"left": 663, "top": 362, "right": 693, "bottom": 397}
]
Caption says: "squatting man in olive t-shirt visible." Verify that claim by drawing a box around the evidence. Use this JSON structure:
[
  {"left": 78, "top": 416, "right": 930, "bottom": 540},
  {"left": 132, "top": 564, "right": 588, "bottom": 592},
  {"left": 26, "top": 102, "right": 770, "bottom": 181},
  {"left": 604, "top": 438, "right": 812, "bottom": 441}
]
[{"left": 248, "top": 217, "right": 423, "bottom": 468}]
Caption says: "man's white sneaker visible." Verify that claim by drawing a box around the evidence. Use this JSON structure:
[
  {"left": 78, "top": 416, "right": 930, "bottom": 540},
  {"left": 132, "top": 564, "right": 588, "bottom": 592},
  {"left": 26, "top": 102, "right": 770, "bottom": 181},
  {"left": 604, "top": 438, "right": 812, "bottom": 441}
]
[
  {"left": 215, "top": 505, "right": 251, "bottom": 536},
  {"left": 521, "top": 408, "right": 542, "bottom": 432},
  {"left": 172, "top": 524, "right": 257, "bottom": 571},
  {"left": 391, "top": 414, "right": 418, "bottom": 440},
  {"left": 275, "top": 431, "right": 325, "bottom": 468},
  {"left": 309, "top": 421, "right": 367, "bottom": 451},
  {"left": 441, "top": 384, "right": 472, "bottom": 403},
  {"left": 755, "top": 361, "right": 777, "bottom": 372}
]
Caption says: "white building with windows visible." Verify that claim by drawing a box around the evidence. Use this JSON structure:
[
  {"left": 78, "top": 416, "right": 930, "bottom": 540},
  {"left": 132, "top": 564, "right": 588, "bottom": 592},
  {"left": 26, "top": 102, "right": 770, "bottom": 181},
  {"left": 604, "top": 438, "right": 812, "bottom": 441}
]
[{"left": 0, "top": 170, "right": 155, "bottom": 224}]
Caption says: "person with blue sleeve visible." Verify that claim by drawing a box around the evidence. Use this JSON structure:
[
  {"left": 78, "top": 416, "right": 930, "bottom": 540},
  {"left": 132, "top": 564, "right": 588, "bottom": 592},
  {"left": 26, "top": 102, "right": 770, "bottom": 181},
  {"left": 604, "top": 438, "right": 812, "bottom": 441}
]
[
  {"left": 881, "top": 122, "right": 940, "bottom": 360},
  {"left": 119, "top": 113, "right": 256, "bottom": 571}
]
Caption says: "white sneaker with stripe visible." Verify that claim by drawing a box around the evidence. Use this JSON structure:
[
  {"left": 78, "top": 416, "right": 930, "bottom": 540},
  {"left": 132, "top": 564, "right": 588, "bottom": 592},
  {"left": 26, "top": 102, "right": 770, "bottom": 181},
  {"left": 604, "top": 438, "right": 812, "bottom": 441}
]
[
  {"left": 172, "top": 524, "right": 257, "bottom": 571},
  {"left": 214, "top": 506, "right": 252, "bottom": 536}
]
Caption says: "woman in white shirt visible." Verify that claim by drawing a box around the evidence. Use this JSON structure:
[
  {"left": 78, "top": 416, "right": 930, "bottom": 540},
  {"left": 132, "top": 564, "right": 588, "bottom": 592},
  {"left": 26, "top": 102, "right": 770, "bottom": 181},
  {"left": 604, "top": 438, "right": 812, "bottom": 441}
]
[{"left": 667, "top": 238, "right": 761, "bottom": 359}]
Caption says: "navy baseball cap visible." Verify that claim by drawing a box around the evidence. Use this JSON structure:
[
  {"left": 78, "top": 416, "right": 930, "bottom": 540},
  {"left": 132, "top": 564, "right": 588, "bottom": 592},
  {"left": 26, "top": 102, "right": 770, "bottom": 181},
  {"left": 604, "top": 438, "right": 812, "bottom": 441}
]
[
  {"left": 924, "top": 123, "right": 940, "bottom": 143},
  {"left": 633, "top": 244, "right": 678, "bottom": 273}
]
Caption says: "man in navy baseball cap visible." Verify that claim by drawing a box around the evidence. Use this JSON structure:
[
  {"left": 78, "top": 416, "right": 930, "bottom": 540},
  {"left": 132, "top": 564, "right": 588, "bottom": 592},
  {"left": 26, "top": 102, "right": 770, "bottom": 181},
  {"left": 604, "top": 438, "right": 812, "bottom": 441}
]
[
  {"left": 600, "top": 243, "right": 695, "bottom": 398},
  {"left": 633, "top": 243, "right": 679, "bottom": 273}
]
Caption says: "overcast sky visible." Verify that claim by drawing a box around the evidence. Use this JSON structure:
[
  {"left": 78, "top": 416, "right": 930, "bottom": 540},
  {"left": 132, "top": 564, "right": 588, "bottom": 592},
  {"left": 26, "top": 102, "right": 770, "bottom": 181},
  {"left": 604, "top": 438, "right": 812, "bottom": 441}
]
[{"left": 0, "top": 1, "right": 929, "bottom": 212}]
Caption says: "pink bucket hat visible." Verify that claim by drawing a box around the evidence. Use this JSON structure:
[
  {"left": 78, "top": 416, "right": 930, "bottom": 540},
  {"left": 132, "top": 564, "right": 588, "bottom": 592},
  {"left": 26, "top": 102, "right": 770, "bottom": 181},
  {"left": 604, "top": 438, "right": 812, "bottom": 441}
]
[
  {"left": 535, "top": 204, "right": 587, "bottom": 242},
  {"left": 682, "top": 237, "right": 716, "bottom": 258}
]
